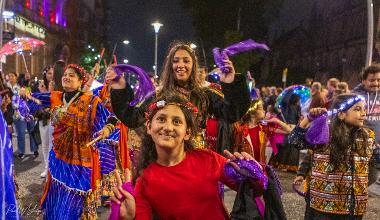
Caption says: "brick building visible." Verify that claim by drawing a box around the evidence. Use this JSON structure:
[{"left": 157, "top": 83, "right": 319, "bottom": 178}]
[
  {"left": 1, "top": 0, "right": 106, "bottom": 77},
  {"left": 263, "top": 0, "right": 380, "bottom": 86}
]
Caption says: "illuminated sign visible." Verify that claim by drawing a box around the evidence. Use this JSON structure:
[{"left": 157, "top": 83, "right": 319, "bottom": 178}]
[{"left": 5, "top": 15, "right": 46, "bottom": 39}]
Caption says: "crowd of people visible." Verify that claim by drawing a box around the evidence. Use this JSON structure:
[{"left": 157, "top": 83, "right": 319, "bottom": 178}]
[{"left": 0, "top": 40, "right": 379, "bottom": 220}]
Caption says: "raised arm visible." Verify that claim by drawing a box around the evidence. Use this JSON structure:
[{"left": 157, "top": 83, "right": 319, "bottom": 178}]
[
  {"left": 207, "top": 73, "right": 250, "bottom": 123},
  {"left": 208, "top": 59, "right": 250, "bottom": 123}
]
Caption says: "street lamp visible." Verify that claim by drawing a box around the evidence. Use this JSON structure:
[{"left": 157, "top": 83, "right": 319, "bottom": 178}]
[
  {"left": 190, "top": 43, "right": 197, "bottom": 49},
  {"left": 123, "top": 40, "right": 130, "bottom": 45},
  {"left": 152, "top": 21, "right": 163, "bottom": 78},
  {"left": 366, "top": 0, "right": 373, "bottom": 67},
  {"left": 123, "top": 59, "right": 129, "bottom": 64}
]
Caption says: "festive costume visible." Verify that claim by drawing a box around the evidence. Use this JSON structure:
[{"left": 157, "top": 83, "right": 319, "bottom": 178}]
[
  {"left": 28, "top": 91, "right": 115, "bottom": 219},
  {"left": 92, "top": 84, "right": 131, "bottom": 204},
  {"left": 93, "top": 84, "right": 131, "bottom": 169},
  {"left": 0, "top": 109, "right": 20, "bottom": 219},
  {"left": 110, "top": 74, "right": 250, "bottom": 148},
  {"left": 289, "top": 125, "right": 374, "bottom": 218},
  {"left": 233, "top": 123, "right": 275, "bottom": 164},
  {"left": 134, "top": 150, "right": 268, "bottom": 220},
  {"left": 204, "top": 82, "right": 234, "bottom": 153}
]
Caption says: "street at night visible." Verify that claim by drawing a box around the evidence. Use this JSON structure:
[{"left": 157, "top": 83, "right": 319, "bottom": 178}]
[{"left": 2, "top": 0, "right": 380, "bottom": 219}]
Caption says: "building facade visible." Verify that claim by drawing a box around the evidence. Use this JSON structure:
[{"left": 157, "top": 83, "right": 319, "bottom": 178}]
[
  {"left": 264, "top": 0, "right": 380, "bottom": 86},
  {"left": 1, "top": 0, "right": 106, "bottom": 77}
]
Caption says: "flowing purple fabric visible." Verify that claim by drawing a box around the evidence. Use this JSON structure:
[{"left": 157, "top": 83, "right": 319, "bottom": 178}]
[
  {"left": 224, "top": 159, "right": 268, "bottom": 190},
  {"left": 11, "top": 94, "right": 34, "bottom": 122},
  {"left": 0, "top": 110, "right": 20, "bottom": 219},
  {"left": 108, "top": 182, "right": 135, "bottom": 220},
  {"left": 213, "top": 39, "right": 270, "bottom": 74},
  {"left": 113, "top": 64, "right": 156, "bottom": 106},
  {"left": 305, "top": 113, "right": 330, "bottom": 145}
]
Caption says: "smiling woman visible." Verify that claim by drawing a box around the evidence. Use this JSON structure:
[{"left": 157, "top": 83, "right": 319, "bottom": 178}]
[
  {"left": 21, "top": 64, "right": 117, "bottom": 219},
  {"left": 108, "top": 41, "right": 250, "bottom": 150}
]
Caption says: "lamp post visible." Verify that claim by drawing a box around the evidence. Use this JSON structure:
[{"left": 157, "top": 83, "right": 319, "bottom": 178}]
[
  {"left": 0, "top": 1, "right": 8, "bottom": 72},
  {"left": 152, "top": 22, "right": 163, "bottom": 78},
  {"left": 190, "top": 43, "right": 197, "bottom": 49},
  {"left": 366, "top": 0, "right": 373, "bottom": 67}
]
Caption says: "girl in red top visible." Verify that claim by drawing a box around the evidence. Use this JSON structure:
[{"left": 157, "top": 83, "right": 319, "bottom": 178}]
[
  {"left": 234, "top": 99, "right": 292, "bottom": 163},
  {"left": 109, "top": 93, "right": 268, "bottom": 220}
]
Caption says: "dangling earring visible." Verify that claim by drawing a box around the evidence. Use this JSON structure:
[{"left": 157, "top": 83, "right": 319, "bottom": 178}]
[{"left": 78, "top": 86, "right": 82, "bottom": 91}]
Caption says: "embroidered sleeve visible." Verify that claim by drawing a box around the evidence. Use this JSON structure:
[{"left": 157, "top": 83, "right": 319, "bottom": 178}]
[
  {"left": 28, "top": 92, "right": 51, "bottom": 114},
  {"left": 221, "top": 159, "right": 268, "bottom": 196},
  {"left": 288, "top": 126, "right": 314, "bottom": 150},
  {"left": 207, "top": 74, "right": 250, "bottom": 123},
  {"left": 94, "top": 101, "right": 117, "bottom": 174},
  {"left": 91, "top": 85, "right": 103, "bottom": 97}
]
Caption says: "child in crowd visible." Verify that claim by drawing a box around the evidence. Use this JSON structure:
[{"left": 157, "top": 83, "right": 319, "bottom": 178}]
[
  {"left": 109, "top": 94, "right": 273, "bottom": 220},
  {"left": 234, "top": 99, "right": 293, "bottom": 164},
  {"left": 289, "top": 94, "right": 375, "bottom": 219}
]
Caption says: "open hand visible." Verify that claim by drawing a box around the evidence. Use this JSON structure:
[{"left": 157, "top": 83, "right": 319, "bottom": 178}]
[
  {"left": 309, "top": 108, "right": 327, "bottom": 117},
  {"left": 224, "top": 150, "right": 263, "bottom": 174},
  {"left": 293, "top": 175, "right": 304, "bottom": 185}
]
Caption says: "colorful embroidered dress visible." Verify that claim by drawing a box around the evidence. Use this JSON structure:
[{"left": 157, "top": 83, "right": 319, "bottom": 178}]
[
  {"left": 233, "top": 123, "right": 276, "bottom": 164},
  {"left": 92, "top": 85, "right": 131, "bottom": 202},
  {"left": 289, "top": 126, "right": 375, "bottom": 216},
  {"left": 92, "top": 85, "right": 130, "bottom": 170},
  {"left": 29, "top": 91, "right": 115, "bottom": 219},
  {"left": 0, "top": 109, "right": 20, "bottom": 220}
]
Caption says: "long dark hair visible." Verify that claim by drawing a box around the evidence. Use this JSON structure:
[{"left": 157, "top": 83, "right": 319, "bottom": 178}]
[
  {"left": 42, "top": 65, "right": 53, "bottom": 88},
  {"left": 53, "top": 60, "right": 66, "bottom": 91},
  {"left": 159, "top": 41, "right": 208, "bottom": 119},
  {"left": 329, "top": 94, "right": 368, "bottom": 170},
  {"left": 134, "top": 93, "right": 198, "bottom": 183}
]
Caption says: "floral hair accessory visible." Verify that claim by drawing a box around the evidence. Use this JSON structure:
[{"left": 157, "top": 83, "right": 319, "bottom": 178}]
[
  {"left": 145, "top": 100, "right": 199, "bottom": 120},
  {"left": 65, "top": 64, "right": 87, "bottom": 84}
]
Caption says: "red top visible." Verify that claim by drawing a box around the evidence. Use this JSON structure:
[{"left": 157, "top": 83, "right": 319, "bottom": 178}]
[
  {"left": 248, "top": 126, "right": 261, "bottom": 161},
  {"left": 134, "top": 150, "right": 238, "bottom": 220}
]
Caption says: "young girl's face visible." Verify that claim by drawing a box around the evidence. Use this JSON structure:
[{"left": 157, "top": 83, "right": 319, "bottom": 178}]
[
  {"left": 147, "top": 104, "right": 191, "bottom": 150},
  {"left": 339, "top": 101, "right": 366, "bottom": 127}
]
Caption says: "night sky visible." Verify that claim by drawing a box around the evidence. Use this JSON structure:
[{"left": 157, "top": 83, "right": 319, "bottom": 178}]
[{"left": 107, "top": 0, "right": 196, "bottom": 72}]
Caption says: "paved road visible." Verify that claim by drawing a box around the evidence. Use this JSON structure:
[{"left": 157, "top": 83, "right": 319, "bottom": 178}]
[{"left": 12, "top": 136, "right": 380, "bottom": 219}]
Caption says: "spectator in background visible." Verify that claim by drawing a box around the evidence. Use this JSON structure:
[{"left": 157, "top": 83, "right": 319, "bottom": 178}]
[
  {"left": 265, "top": 86, "right": 278, "bottom": 110},
  {"left": 52, "top": 60, "right": 66, "bottom": 91},
  {"left": 0, "top": 73, "right": 13, "bottom": 133},
  {"left": 305, "top": 78, "right": 313, "bottom": 87},
  {"left": 35, "top": 66, "right": 54, "bottom": 178},
  {"left": 6, "top": 72, "right": 39, "bottom": 160},
  {"left": 353, "top": 65, "right": 380, "bottom": 197},
  {"left": 325, "top": 78, "right": 339, "bottom": 108},
  {"left": 335, "top": 82, "right": 350, "bottom": 96},
  {"left": 309, "top": 82, "right": 326, "bottom": 109}
]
